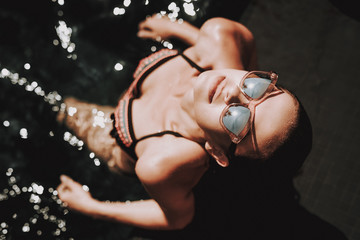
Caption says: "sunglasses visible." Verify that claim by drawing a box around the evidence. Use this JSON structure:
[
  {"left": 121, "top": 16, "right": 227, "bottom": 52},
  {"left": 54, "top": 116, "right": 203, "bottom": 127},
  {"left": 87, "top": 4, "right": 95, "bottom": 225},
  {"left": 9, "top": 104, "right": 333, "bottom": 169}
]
[{"left": 219, "top": 71, "right": 281, "bottom": 156}]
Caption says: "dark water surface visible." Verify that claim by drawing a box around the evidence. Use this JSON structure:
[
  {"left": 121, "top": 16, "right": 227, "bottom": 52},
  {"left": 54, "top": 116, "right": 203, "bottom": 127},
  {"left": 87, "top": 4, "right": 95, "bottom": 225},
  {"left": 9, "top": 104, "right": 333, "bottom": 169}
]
[
  {"left": 0, "top": 0, "right": 250, "bottom": 239},
  {"left": 1, "top": 0, "right": 359, "bottom": 239}
]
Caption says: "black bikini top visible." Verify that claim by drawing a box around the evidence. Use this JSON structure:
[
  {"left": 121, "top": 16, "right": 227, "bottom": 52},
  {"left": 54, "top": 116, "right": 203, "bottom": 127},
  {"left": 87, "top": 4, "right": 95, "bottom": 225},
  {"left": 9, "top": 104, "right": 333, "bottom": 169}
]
[{"left": 111, "top": 49, "right": 205, "bottom": 160}]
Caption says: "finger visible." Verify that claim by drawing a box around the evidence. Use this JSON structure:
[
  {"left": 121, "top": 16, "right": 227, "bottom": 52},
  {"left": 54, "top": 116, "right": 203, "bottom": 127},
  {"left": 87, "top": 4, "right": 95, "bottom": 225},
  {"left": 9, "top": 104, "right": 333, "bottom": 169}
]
[
  {"left": 138, "top": 20, "right": 147, "bottom": 30},
  {"left": 56, "top": 184, "right": 67, "bottom": 200},
  {"left": 60, "top": 174, "right": 75, "bottom": 184},
  {"left": 57, "top": 183, "right": 64, "bottom": 192},
  {"left": 137, "top": 30, "right": 156, "bottom": 39},
  {"left": 57, "top": 183, "right": 70, "bottom": 195},
  {"left": 60, "top": 175, "right": 83, "bottom": 190},
  {"left": 146, "top": 13, "right": 160, "bottom": 19},
  {"left": 154, "top": 13, "right": 163, "bottom": 19}
]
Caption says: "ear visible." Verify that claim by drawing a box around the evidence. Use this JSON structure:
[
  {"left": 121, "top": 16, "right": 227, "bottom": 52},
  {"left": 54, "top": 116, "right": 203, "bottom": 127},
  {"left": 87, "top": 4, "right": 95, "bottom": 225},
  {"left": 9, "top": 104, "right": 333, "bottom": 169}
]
[{"left": 205, "top": 141, "right": 229, "bottom": 167}]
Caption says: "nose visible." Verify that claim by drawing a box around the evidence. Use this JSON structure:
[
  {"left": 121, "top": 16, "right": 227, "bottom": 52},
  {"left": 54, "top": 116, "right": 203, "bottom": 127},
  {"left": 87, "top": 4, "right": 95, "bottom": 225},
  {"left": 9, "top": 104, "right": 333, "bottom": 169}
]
[{"left": 224, "top": 82, "right": 242, "bottom": 105}]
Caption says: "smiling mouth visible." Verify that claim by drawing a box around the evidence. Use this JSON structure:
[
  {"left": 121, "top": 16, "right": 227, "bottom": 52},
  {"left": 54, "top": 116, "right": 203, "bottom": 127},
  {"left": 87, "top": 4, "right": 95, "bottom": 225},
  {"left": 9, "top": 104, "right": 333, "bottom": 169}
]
[{"left": 209, "top": 76, "right": 226, "bottom": 103}]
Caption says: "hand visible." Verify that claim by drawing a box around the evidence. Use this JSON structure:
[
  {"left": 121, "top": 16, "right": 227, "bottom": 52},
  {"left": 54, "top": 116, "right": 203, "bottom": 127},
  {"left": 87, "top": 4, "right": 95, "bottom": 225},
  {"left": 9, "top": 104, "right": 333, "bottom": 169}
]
[
  {"left": 137, "top": 14, "right": 177, "bottom": 41},
  {"left": 57, "top": 175, "right": 94, "bottom": 212}
]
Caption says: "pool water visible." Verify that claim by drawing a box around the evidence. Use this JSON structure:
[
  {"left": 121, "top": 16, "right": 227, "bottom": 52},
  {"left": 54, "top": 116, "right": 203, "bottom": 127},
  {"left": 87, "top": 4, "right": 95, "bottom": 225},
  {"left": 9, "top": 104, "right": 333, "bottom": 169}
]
[{"left": 0, "top": 0, "right": 251, "bottom": 239}]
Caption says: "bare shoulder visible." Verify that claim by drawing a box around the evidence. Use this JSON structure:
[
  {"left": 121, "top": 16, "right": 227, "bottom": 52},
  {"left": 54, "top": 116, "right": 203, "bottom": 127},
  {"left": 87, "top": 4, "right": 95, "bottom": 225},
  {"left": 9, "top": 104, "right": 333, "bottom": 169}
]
[
  {"left": 201, "top": 18, "right": 252, "bottom": 36},
  {"left": 135, "top": 136, "right": 209, "bottom": 186},
  {"left": 188, "top": 17, "right": 256, "bottom": 70}
]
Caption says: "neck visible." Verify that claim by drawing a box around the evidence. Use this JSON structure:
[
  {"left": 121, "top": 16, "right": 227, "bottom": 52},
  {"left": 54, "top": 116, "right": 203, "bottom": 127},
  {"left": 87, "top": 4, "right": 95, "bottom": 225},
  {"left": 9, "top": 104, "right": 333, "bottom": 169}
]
[{"left": 177, "top": 89, "right": 205, "bottom": 143}]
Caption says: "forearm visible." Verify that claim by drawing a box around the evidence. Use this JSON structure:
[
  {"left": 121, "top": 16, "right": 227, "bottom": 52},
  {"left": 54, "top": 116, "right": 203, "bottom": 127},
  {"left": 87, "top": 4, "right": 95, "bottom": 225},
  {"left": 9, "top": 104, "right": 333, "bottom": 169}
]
[
  {"left": 86, "top": 198, "right": 191, "bottom": 230},
  {"left": 138, "top": 15, "right": 200, "bottom": 46},
  {"left": 169, "top": 20, "right": 200, "bottom": 45}
]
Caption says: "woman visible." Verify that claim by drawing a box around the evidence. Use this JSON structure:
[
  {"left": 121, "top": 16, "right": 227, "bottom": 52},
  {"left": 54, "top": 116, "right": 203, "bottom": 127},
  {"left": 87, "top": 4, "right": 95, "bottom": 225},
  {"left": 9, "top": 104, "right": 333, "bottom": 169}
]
[{"left": 56, "top": 16, "right": 307, "bottom": 231}]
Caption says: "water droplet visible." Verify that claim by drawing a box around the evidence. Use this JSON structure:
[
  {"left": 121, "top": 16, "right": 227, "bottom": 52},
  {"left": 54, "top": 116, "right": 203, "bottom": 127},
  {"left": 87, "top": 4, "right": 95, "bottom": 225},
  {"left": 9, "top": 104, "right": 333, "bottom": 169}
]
[
  {"left": 6, "top": 168, "right": 13, "bottom": 176},
  {"left": 9, "top": 176, "right": 16, "bottom": 185},
  {"left": 22, "top": 223, "right": 30, "bottom": 232},
  {"left": 82, "top": 185, "right": 89, "bottom": 192},
  {"left": 67, "top": 107, "right": 77, "bottom": 116},
  {"left": 94, "top": 158, "right": 101, "bottom": 166},
  {"left": 19, "top": 128, "right": 28, "bottom": 139},
  {"left": 123, "top": 0, "right": 131, "bottom": 7},
  {"left": 24, "top": 63, "right": 31, "bottom": 70},
  {"left": 1, "top": 68, "right": 10, "bottom": 77},
  {"left": 30, "top": 194, "right": 41, "bottom": 204},
  {"left": 113, "top": 7, "right": 126, "bottom": 15},
  {"left": 30, "top": 217, "right": 37, "bottom": 224},
  {"left": 3, "top": 121, "right": 10, "bottom": 127},
  {"left": 114, "top": 62, "right": 123, "bottom": 71}
]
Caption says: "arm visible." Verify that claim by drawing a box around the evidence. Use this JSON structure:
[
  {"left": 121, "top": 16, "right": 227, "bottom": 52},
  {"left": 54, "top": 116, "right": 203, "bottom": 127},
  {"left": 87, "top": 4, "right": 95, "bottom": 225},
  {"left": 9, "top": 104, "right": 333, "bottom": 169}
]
[
  {"left": 187, "top": 17, "right": 258, "bottom": 70},
  {"left": 57, "top": 139, "right": 208, "bottom": 230},
  {"left": 57, "top": 175, "right": 177, "bottom": 229},
  {"left": 137, "top": 14, "right": 200, "bottom": 46}
]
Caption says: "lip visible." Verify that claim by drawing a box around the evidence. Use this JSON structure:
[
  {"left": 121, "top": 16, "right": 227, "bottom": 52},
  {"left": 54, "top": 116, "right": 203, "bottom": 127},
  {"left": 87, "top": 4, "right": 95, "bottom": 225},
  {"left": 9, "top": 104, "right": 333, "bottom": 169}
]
[{"left": 208, "top": 76, "right": 226, "bottom": 103}]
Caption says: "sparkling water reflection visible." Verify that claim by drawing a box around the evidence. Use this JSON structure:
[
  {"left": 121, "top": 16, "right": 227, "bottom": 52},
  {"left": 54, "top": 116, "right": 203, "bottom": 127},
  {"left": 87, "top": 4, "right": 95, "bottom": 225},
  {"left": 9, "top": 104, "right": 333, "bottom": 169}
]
[
  {"left": 0, "top": 167, "right": 70, "bottom": 239},
  {"left": 0, "top": 0, "right": 248, "bottom": 239}
]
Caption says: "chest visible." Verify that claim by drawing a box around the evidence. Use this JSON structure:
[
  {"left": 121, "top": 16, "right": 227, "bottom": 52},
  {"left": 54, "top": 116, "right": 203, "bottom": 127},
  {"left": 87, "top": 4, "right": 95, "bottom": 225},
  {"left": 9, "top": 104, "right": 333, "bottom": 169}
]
[
  {"left": 141, "top": 56, "right": 198, "bottom": 96},
  {"left": 131, "top": 55, "right": 200, "bottom": 137}
]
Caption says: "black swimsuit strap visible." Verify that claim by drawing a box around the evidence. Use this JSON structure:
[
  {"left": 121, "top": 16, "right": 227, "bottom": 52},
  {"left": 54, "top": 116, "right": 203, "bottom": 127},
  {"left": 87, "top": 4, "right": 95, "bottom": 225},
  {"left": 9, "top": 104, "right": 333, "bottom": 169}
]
[
  {"left": 128, "top": 51, "right": 203, "bottom": 149},
  {"left": 135, "top": 130, "right": 184, "bottom": 144},
  {"left": 179, "top": 52, "right": 206, "bottom": 73}
]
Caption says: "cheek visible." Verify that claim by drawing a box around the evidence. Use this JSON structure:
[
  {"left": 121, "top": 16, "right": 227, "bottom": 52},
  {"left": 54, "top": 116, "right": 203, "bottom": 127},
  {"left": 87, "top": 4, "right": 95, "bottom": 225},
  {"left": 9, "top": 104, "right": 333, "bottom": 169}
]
[
  {"left": 194, "top": 103, "right": 225, "bottom": 137},
  {"left": 193, "top": 79, "right": 228, "bottom": 140},
  {"left": 233, "top": 133, "right": 256, "bottom": 158},
  {"left": 194, "top": 104, "right": 213, "bottom": 130}
]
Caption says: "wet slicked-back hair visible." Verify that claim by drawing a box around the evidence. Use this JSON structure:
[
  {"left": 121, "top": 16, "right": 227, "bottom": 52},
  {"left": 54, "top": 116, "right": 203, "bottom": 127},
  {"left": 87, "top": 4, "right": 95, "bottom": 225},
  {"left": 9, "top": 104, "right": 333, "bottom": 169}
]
[
  {"left": 198, "top": 93, "right": 312, "bottom": 239},
  {"left": 262, "top": 92, "right": 313, "bottom": 178},
  {"left": 231, "top": 90, "right": 313, "bottom": 179}
]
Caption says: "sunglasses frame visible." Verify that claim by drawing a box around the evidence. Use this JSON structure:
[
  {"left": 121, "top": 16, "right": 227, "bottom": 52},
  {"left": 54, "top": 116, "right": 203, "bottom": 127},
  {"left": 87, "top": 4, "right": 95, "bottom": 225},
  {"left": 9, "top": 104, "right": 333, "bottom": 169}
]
[{"left": 219, "top": 71, "right": 279, "bottom": 145}]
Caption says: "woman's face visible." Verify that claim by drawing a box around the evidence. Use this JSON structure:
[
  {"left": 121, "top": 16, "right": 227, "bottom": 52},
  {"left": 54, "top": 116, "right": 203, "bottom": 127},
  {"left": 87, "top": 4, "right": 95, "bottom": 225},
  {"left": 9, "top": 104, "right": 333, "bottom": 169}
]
[{"left": 193, "top": 69, "right": 297, "bottom": 157}]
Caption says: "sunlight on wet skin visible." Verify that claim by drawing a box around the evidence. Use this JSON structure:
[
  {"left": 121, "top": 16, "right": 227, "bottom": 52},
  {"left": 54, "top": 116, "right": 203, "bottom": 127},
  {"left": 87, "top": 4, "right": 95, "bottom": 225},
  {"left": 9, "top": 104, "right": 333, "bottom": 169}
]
[
  {"left": 63, "top": 131, "right": 84, "bottom": 150},
  {"left": 64, "top": 105, "right": 113, "bottom": 129},
  {"left": 92, "top": 108, "right": 112, "bottom": 128}
]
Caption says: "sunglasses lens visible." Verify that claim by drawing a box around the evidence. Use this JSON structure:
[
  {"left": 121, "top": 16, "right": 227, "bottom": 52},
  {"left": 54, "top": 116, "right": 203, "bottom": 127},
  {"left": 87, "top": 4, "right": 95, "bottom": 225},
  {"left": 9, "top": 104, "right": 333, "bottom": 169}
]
[
  {"left": 222, "top": 105, "right": 250, "bottom": 136},
  {"left": 242, "top": 76, "right": 271, "bottom": 99}
]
